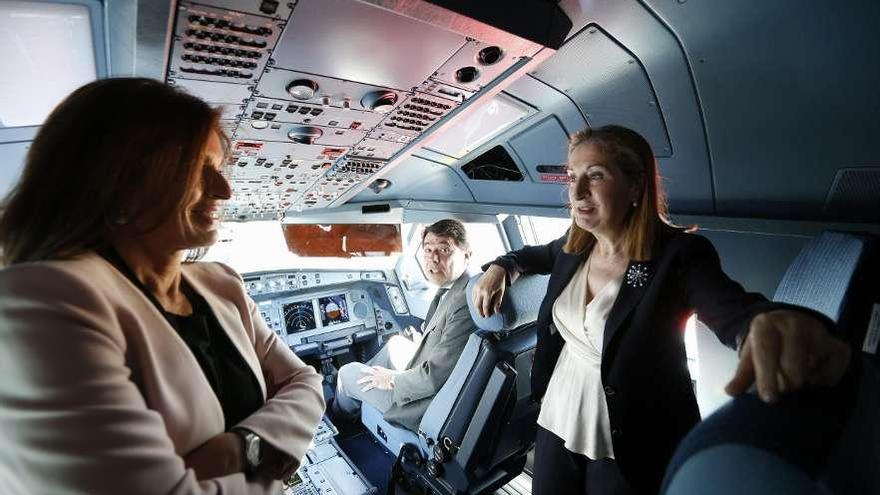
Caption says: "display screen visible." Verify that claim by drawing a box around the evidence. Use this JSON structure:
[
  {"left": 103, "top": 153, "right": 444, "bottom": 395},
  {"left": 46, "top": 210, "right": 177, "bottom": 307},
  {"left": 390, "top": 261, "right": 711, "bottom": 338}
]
[
  {"left": 283, "top": 300, "right": 317, "bottom": 334},
  {"left": 318, "top": 294, "right": 349, "bottom": 326}
]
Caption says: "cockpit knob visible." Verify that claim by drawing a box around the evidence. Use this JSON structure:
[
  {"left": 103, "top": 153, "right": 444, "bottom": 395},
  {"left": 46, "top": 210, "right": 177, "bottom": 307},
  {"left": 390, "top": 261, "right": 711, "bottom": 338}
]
[
  {"left": 286, "top": 79, "right": 319, "bottom": 100},
  {"left": 360, "top": 90, "right": 398, "bottom": 113},
  {"left": 287, "top": 126, "right": 323, "bottom": 144}
]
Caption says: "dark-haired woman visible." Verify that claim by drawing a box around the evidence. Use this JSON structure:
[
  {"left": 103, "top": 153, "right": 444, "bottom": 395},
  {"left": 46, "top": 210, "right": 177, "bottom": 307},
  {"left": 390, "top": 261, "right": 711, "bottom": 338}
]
[
  {"left": 472, "top": 125, "right": 851, "bottom": 494},
  {"left": 0, "top": 78, "right": 324, "bottom": 494}
]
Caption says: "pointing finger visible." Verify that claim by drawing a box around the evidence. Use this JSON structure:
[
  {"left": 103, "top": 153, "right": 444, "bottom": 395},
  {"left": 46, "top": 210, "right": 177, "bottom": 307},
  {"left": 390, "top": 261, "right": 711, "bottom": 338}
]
[
  {"left": 725, "top": 338, "right": 755, "bottom": 396},
  {"left": 751, "top": 322, "right": 782, "bottom": 403}
]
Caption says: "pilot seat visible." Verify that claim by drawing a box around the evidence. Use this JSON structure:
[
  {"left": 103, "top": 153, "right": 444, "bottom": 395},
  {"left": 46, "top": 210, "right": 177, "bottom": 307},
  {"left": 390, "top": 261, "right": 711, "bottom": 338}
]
[
  {"left": 360, "top": 272, "right": 550, "bottom": 495},
  {"left": 662, "top": 230, "right": 880, "bottom": 495}
]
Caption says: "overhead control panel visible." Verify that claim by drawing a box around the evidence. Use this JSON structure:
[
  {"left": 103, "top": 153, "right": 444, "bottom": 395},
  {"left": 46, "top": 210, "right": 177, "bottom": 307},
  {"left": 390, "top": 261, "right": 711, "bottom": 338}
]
[{"left": 164, "top": 0, "right": 569, "bottom": 220}]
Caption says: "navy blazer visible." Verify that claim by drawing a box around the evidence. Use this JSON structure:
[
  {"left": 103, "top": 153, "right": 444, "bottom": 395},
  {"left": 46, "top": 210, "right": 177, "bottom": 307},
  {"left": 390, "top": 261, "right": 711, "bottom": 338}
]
[{"left": 486, "top": 225, "right": 821, "bottom": 493}]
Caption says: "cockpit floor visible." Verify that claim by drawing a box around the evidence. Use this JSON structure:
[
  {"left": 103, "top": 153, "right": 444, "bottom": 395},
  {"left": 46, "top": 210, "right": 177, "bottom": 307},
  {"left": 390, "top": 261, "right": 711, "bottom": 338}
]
[
  {"left": 335, "top": 430, "right": 396, "bottom": 494},
  {"left": 494, "top": 471, "right": 533, "bottom": 495}
]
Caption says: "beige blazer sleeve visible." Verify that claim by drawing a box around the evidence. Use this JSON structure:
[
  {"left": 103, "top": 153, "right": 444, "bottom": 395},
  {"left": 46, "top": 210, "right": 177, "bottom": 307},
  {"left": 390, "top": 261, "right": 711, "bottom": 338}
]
[
  {"left": 0, "top": 259, "right": 322, "bottom": 494},
  {"left": 213, "top": 264, "right": 326, "bottom": 476}
]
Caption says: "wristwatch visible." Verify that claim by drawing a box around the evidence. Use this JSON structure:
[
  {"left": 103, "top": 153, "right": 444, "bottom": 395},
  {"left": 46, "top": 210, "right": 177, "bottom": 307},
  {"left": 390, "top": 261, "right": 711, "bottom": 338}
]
[{"left": 232, "top": 428, "right": 263, "bottom": 474}]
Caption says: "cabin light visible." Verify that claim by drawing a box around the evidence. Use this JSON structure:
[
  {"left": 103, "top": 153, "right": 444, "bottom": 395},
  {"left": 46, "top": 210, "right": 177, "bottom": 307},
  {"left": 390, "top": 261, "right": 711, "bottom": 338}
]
[
  {"left": 251, "top": 120, "right": 270, "bottom": 129},
  {"left": 286, "top": 79, "right": 319, "bottom": 100},
  {"left": 424, "top": 93, "right": 533, "bottom": 159},
  {"left": 368, "top": 178, "right": 391, "bottom": 193}
]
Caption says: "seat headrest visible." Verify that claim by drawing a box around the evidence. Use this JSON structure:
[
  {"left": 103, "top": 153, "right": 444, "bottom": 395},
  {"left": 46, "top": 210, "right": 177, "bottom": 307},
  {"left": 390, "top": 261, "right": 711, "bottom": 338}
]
[
  {"left": 774, "top": 230, "right": 879, "bottom": 349},
  {"left": 466, "top": 272, "right": 550, "bottom": 332},
  {"left": 774, "top": 231, "right": 875, "bottom": 320}
]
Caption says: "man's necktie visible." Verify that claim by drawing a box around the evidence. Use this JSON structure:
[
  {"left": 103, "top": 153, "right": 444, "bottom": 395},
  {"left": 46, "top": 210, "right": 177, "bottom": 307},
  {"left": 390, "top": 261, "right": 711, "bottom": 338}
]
[{"left": 424, "top": 288, "right": 449, "bottom": 326}]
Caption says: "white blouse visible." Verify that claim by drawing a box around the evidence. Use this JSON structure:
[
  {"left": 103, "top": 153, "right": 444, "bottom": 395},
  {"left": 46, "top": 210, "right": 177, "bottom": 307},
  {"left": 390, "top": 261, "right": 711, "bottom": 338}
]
[{"left": 536, "top": 256, "right": 623, "bottom": 459}]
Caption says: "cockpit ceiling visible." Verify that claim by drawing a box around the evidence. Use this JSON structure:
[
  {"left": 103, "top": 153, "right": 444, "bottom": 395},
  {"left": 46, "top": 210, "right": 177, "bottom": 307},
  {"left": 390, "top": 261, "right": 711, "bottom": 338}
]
[{"left": 164, "top": 0, "right": 568, "bottom": 221}]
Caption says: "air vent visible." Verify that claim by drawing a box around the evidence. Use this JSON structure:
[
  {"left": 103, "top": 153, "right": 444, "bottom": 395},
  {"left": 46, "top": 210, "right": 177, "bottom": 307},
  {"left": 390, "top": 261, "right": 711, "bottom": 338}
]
[
  {"left": 477, "top": 46, "right": 504, "bottom": 65},
  {"left": 824, "top": 168, "right": 880, "bottom": 222},
  {"left": 461, "top": 146, "right": 523, "bottom": 181},
  {"left": 455, "top": 66, "right": 479, "bottom": 84}
]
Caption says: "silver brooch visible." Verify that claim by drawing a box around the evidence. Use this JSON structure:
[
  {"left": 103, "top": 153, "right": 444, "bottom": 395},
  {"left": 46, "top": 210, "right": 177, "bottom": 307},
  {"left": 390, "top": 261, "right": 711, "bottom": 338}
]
[{"left": 625, "top": 263, "right": 650, "bottom": 288}]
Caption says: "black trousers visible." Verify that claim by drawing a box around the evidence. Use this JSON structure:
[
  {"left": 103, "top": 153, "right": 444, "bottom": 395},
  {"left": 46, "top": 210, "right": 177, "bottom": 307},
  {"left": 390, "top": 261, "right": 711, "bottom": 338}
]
[{"left": 533, "top": 426, "right": 636, "bottom": 495}]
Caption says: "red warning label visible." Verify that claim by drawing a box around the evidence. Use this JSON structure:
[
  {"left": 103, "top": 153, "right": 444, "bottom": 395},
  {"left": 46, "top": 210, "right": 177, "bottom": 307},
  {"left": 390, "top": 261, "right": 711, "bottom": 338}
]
[
  {"left": 322, "top": 147, "right": 346, "bottom": 159},
  {"left": 235, "top": 141, "right": 264, "bottom": 150},
  {"left": 539, "top": 174, "right": 570, "bottom": 183}
]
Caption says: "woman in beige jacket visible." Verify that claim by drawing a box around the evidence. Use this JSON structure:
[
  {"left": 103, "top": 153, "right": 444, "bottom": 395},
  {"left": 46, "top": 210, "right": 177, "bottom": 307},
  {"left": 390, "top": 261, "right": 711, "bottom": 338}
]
[{"left": 0, "top": 78, "right": 325, "bottom": 494}]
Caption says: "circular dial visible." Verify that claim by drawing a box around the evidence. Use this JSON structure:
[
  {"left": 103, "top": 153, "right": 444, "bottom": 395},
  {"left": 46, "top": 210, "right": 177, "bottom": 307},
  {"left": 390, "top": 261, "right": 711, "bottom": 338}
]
[
  {"left": 286, "top": 79, "right": 319, "bottom": 100},
  {"left": 283, "top": 301, "right": 316, "bottom": 334}
]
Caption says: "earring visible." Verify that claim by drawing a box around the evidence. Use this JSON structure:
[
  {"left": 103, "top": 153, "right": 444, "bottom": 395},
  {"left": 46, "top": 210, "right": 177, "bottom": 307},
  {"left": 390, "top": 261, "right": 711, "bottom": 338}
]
[
  {"left": 113, "top": 211, "right": 129, "bottom": 225},
  {"left": 632, "top": 201, "right": 638, "bottom": 208}
]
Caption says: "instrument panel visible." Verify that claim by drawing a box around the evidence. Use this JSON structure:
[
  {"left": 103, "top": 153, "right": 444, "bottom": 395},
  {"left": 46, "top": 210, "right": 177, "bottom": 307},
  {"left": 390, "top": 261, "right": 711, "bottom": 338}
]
[
  {"left": 283, "top": 417, "right": 375, "bottom": 495},
  {"left": 245, "top": 269, "right": 421, "bottom": 357}
]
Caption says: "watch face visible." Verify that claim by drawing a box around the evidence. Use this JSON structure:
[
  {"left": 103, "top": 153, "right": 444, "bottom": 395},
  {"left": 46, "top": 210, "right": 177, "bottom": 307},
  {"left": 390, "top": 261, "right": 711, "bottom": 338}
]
[{"left": 246, "top": 433, "right": 261, "bottom": 465}]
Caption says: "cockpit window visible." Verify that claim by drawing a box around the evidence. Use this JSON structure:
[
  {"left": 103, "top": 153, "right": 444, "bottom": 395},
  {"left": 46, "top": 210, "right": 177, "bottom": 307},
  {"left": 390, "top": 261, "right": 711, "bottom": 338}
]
[{"left": 516, "top": 215, "right": 571, "bottom": 245}]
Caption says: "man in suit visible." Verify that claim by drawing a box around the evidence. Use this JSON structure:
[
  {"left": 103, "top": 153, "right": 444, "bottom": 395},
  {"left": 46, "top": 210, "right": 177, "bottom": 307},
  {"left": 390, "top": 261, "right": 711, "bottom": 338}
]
[{"left": 333, "top": 219, "right": 474, "bottom": 430}]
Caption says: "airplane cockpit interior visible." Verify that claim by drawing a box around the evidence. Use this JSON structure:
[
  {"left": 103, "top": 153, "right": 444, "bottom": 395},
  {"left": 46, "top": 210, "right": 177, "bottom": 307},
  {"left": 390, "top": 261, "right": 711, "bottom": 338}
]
[{"left": 1, "top": 0, "right": 879, "bottom": 494}]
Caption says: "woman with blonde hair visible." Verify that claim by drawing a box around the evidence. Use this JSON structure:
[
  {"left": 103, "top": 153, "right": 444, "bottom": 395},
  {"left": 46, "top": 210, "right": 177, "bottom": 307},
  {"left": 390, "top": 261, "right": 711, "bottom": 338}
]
[
  {"left": 0, "top": 78, "right": 324, "bottom": 494},
  {"left": 472, "top": 125, "right": 851, "bottom": 494}
]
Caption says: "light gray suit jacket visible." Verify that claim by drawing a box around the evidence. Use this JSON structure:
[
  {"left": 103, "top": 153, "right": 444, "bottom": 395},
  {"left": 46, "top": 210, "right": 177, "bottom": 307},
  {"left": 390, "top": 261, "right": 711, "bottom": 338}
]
[{"left": 383, "top": 272, "right": 475, "bottom": 430}]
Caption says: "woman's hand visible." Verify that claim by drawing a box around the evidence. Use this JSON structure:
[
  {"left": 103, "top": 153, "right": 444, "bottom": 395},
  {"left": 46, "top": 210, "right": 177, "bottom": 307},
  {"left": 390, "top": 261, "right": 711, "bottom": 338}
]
[
  {"left": 472, "top": 264, "right": 507, "bottom": 318},
  {"left": 183, "top": 432, "right": 244, "bottom": 480},
  {"left": 725, "top": 309, "right": 851, "bottom": 403}
]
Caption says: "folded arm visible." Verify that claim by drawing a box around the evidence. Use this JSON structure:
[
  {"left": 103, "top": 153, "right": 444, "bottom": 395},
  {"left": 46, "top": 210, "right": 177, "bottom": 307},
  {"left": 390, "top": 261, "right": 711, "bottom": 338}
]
[
  {"left": 230, "top": 269, "right": 326, "bottom": 479},
  {"left": 0, "top": 264, "right": 269, "bottom": 494}
]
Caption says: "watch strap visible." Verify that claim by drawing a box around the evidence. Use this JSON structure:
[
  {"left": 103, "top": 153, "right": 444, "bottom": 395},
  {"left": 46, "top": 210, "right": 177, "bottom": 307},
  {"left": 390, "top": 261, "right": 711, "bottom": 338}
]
[{"left": 231, "top": 427, "right": 261, "bottom": 473}]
